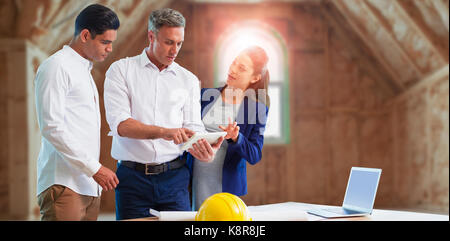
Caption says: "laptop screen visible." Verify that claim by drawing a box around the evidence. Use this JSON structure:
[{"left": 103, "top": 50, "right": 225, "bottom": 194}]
[{"left": 343, "top": 168, "right": 382, "bottom": 212}]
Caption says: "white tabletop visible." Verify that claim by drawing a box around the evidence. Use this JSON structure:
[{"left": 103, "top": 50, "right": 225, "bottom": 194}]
[
  {"left": 128, "top": 201, "right": 449, "bottom": 221},
  {"left": 247, "top": 202, "right": 449, "bottom": 221}
]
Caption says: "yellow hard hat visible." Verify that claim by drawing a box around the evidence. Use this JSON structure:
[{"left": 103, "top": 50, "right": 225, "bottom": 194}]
[{"left": 195, "top": 193, "right": 252, "bottom": 221}]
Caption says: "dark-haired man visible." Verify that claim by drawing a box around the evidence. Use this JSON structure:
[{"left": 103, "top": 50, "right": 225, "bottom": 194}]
[{"left": 35, "top": 4, "right": 120, "bottom": 221}]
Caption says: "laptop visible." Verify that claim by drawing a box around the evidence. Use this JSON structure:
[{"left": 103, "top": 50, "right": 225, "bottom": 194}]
[{"left": 307, "top": 167, "right": 382, "bottom": 218}]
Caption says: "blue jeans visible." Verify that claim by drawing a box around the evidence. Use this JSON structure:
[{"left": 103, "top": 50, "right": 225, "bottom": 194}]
[{"left": 115, "top": 162, "right": 190, "bottom": 220}]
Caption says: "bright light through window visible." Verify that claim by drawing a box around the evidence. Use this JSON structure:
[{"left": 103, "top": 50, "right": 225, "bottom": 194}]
[
  {"left": 217, "top": 24, "right": 284, "bottom": 84},
  {"left": 215, "top": 21, "right": 289, "bottom": 143}
]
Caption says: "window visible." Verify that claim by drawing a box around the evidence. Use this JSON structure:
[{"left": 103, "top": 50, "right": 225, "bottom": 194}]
[{"left": 214, "top": 21, "right": 290, "bottom": 144}]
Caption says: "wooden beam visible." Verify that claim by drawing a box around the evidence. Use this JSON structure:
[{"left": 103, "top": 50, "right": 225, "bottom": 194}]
[
  {"left": 430, "top": 0, "right": 449, "bottom": 32},
  {"left": 360, "top": 0, "right": 424, "bottom": 79},
  {"left": 188, "top": 0, "right": 322, "bottom": 3},
  {"left": 17, "top": 0, "right": 104, "bottom": 54},
  {"left": 389, "top": 64, "right": 449, "bottom": 106},
  {"left": 393, "top": 0, "right": 448, "bottom": 63},
  {"left": 0, "top": 39, "right": 48, "bottom": 220},
  {"left": 320, "top": 1, "right": 400, "bottom": 96},
  {"left": 330, "top": 0, "right": 405, "bottom": 91}
]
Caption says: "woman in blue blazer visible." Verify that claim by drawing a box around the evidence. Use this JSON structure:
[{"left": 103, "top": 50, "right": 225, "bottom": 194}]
[{"left": 186, "top": 46, "right": 270, "bottom": 210}]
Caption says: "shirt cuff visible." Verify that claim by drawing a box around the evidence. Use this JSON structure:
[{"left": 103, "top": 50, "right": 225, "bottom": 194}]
[
  {"left": 83, "top": 160, "right": 102, "bottom": 177},
  {"left": 228, "top": 132, "right": 243, "bottom": 146},
  {"left": 110, "top": 113, "right": 132, "bottom": 137}
]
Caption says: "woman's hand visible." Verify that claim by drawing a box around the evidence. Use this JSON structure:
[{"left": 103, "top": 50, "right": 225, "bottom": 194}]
[{"left": 219, "top": 117, "right": 240, "bottom": 142}]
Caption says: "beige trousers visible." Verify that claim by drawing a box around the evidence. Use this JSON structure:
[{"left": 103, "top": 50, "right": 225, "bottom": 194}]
[{"left": 37, "top": 185, "right": 100, "bottom": 221}]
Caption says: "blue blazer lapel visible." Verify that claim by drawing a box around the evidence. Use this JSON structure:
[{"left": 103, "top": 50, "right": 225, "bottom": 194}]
[{"left": 201, "top": 88, "right": 222, "bottom": 119}]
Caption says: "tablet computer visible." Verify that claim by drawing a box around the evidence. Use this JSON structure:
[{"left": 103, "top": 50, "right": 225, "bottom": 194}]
[{"left": 181, "top": 132, "right": 227, "bottom": 151}]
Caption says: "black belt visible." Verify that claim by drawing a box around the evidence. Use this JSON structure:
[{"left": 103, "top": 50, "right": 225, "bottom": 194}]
[{"left": 120, "top": 156, "right": 186, "bottom": 175}]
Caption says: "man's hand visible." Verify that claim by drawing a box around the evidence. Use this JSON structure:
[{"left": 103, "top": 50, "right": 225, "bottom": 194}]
[
  {"left": 162, "top": 128, "right": 195, "bottom": 145},
  {"left": 188, "top": 137, "right": 224, "bottom": 163},
  {"left": 93, "top": 166, "right": 119, "bottom": 191}
]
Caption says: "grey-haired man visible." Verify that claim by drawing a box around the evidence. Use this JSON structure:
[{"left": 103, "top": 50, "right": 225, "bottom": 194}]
[{"left": 104, "top": 8, "right": 223, "bottom": 220}]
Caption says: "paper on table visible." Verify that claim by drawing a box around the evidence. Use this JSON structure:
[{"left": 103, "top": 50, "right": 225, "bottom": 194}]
[
  {"left": 248, "top": 204, "right": 308, "bottom": 221},
  {"left": 150, "top": 209, "right": 197, "bottom": 221},
  {"left": 249, "top": 210, "right": 307, "bottom": 221}
]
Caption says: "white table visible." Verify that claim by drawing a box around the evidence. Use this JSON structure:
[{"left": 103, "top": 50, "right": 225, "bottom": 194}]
[
  {"left": 128, "top": 202, "right": 449, "bottom": 221},
  {"left": 247, "top": 202, "right": 449, "bottom": 221}
]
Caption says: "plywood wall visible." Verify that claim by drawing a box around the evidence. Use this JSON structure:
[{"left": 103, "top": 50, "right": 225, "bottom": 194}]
[
  {"left": 391, "top": 65, "right": 449, "bottom": 213},
  {"left": 0, "top": 39, "right": 47, "bottom": 219}
]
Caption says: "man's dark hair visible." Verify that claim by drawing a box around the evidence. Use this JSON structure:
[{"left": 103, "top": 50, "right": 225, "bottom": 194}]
[{"left": 74, "top": 4, "right": 120, "bottom": 38}]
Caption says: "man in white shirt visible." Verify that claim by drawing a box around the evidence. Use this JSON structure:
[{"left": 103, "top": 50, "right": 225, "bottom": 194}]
[
  {"left": 35, "top": 4, "right": 120, "bottom": 221},
  {"left": 104, "top": 8, "right": 223, "bottom": 220}
]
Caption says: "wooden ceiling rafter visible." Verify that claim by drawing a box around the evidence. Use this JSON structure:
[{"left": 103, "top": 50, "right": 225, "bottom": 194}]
[
  {"left": 360, "top": 0, "right": 424, "bottom": 81},
  {"left": 430, "top": 0, "right": 449, "bottom": 32},
  {"left": 393, "top": 0, "right": 448, "bottom": 64},
  {"left": 320, "top": 1, "right": 399, "bottom": 97},
  {"left": 19, "top": 0, "right": 102, "bottom": 54},
  {"left": 330, "top": 0, "right": 406, "bottom": 91}
]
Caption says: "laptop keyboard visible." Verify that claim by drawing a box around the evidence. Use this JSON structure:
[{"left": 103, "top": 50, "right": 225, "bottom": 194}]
[{"left": 324, "top": 208, "right": 361, "bottom": 215}]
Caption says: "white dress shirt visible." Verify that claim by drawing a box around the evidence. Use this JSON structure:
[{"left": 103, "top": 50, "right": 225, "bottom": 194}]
[
  {"left": 35, "top": 45, "right": 101, "bottom": 197},
  {"left": 104, "top": 48, "right": 205, "bottom": 164}
]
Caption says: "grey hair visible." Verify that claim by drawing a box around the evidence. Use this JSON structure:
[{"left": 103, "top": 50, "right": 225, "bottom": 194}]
[{"left": 148, "top": 8, "right": 186, "bottom": 34}]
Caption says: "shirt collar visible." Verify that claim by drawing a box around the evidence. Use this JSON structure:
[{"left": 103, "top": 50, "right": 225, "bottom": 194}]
[
  {"left": 140, "top": 48, "right": 177, "bottom": 76},
  {"left": 63, "top": 45, "right": 93, "bottom": 70}
]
